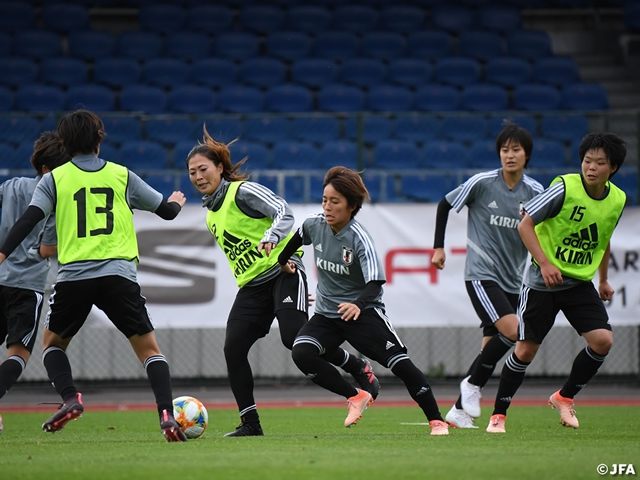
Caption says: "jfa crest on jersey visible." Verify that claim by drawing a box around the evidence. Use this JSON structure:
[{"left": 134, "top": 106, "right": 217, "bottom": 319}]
[{"left": 342, "top": 246, "right": 353, "bottom": 265}]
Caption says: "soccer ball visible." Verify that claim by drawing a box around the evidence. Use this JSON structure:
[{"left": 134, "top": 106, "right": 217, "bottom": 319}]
[{"left": 172, "top": 396, "right": 208, "bottom": 439}]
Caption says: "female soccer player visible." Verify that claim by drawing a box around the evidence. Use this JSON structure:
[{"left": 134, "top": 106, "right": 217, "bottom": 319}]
[
  {"left": 277, "top": 166, "right": 449, "bottom": 435},
  {"left": 431, "top": 122, "right": 544, "bottom": 428},
  {"left": 186, "top": 128, "right": 379, "bottom": 437}
]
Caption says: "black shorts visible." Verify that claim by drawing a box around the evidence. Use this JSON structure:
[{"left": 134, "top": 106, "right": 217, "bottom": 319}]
[
  {"left": 518, "top": 281, "right": 611, "bottom": 344},
  {"left": 465, "top": 280, "right": 519, "bottom": 336},
  {"left": 45, "top": 276, "right": 154, "bottom": 339},
  {"left": 227, "top": 269, "right": 308, "bottom": 335},
  {"left": 0, "top": 286, "right": 44, "bottom": 353},
  {"left": 295, "top": 308, "right": 408, "bottom": 368}
]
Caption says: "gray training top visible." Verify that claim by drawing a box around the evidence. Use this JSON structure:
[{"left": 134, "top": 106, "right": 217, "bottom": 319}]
[
  {"left": 445, "top": 168, "right": 544, "bottom": 293},
  {"left": 29, "top": 154, "right": 163, "bottom": 283},
  {"left": 299, "top": 213, "right": 386, "bottom": 317},
  {"left": 0, "top": 176, "right": 56, "bottom": 292}
]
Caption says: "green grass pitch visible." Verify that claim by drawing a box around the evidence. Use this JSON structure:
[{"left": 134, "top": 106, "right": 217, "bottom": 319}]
[{"left": 1, "top": 406, "right": 638, "bottom": 480}]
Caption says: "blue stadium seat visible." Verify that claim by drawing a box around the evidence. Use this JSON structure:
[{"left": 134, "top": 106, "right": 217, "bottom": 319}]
[
  {"left": 168, "top": 85, "right": 217, "bottom": 114},
  {"left": 143, "top": 58, "right": 190, "bottom": 88},
  {"left": 319, "top": 140, "right": 357, "bottom": 169},
  {"left": 489, "top": 114, "right": 537, "bottom": 137},
  {"left": 560, "top": 83, "right": 609, "bottom": 110},
  {"left": 265, "top": 84, "right": 313, "bottom": 113},
  {"left": 286, "top": 6, "right": 331, "bottom": 34},
  {"left": 394, "top": 115, "right": 439, "bottom": 143},
  {"left": 458, "top": 31, "right": 506, "bottom": 62},
  {"left": 102, "top": 115, "right": 142, "bottom": 145},
  {"left": 461, "top": 84, "right": 509, "bottom": 111},
  {"left": 361, "top": 33, "right": 407, "bottom": 62},
  {"left": 15, "top": 31, "right": 62, "bottom": 60},
  {"left": 231, "top": 141, "right": 271, "bottom": 169},
  {"left": 400, "top": 173, "right": 455, "bottom": 202},
  {"left": 173, "top": 141, "right": 196, "bottom": 171},
  {"left": 218, "top": 86, "right": 264, "bottom": 113},
  {"left": 540, "top": 114, "right": 589, "bottom": 142},
  {"left": 42, "top": 4, "right": 89, "bottom": 32},
  {"left": 142, "top": 173, "right": 179, "bottom": 199},
  {"left": 434, "top": 57, "right": 481, "bottom": 87},
  {"left": 68, "top": 30, "right": 116, "bottom": 61},
  {"left": 97, "top": 143, "right": 119, "bottom": 164},
  {"left": 146, "top": 118, "right": 196, "bottom": 147},
  {"left": 16, "top": 85, "right": 64, "bottom": 112},
  {"left": 422, "top": 141, "right": 469, "bottom": 168},
  {"left": 239, "top": 5, "right": 285, "bottom": 34},
  {"left": 614, "top": 167, "right": 638, "bottom": 205},
  {"left": 373, "top": 140, "right": 422, "bottom": 169},
  {"left": 362, "top": 172, "right": 385, "bottom": 203},
  {"left": 239, "top": 58, "right": 287, "bottom": 89},
  {"left": 65, "top": 84, "right": 115, "bottom": 112},
  {"left": 117, "top": 31, "right": 164, "bottom": 61},
  {"left": 314, "top": 31, "right": 359, "bottom": 60},
  {"left": 291, "top": 59, "right": 339, "bottom": 88},
  {"left": 507, "top": 30, "right": 552, "bottom": 61},
  {"left": 0, "top": 2, "right": 36, "bottom": 32},
  {"left": 513, "top": 84, "right": 561, "bottom": 111},
  {"left": 120, "top": 85, "right": 167, "bottom": 114},
  {"left": 38, "top": 115, "right": 56, "bottom": 133},
  {"left": 468, "top": 140, "right": 499, "bottom": 169},
  {"left": 244, "top": 116, "right": 291, "bottom": 144},
  {"left": 439, "top": 116, "right": 488, "bottom": 143},
  {"left": 367, "top": 85, "right": 414, "bottom": 112},
  {"left": 414, "top": 85, "right": 460, "bottom": 111},
  {"left": 332, "top": 5, "right": 378, "bottom": 34},
  {"left": 215, "top": 32, "right": 259, "bottom": 62},
  {"left": 533, "top": 57, "right": 580, "bottom": 86},
  {"left": 283, "top": 175, "right": 306, "bottom": 203},
  {"left": 0, "top": 87, "right": 13, "bottom": 111},
  {"left": 291, "top": 116, "right": 340, "bottom": 143},
  {"left": 0, "top": 33, "right": 11, "bottom": 57},
  {"left": 317, "top": 84, "right": 365, "bottom": 112},
  {"left": 407, "top": 31, "right": 453, "bottom": 61},
  {"left": 266, "top": 32, "right": 312, "bottom": 62},
  {"left": 191, "top": 59, "right": 238, "bottom": 89},
  {"left": 93, "top": 57, "right": 141, "bottom": 88},
  {"left": 119, "top": 140, "right": 168, "bottom": 170},
  {"left": 202, "top": 117, "right": 243, "bottom": 144},
  {"left": 166, "top": 32, "right": 212, "bottom": 61},
  {"left": 41, "top": 57, "right": 88, "bottom": 88},
  {"left": 485, "top": 57, "right": 532, "bottom": 88},
  {"left": 388, "top": 59, "right": 432, "bottom": 88},
  {"left": 0, "top": 143, "right": 17, "bottom": 169},
  {"left": 340, "top": 58, "right": 387, "bottom": 88},
  {"left": 477, "top": 4, "right": 522, "bottom": 33},
  {"left": 431, "top": 5, "right": 474, "bottom": 33},
  {"left": 187, "top": 5, "right": 233, "bottom": 34},
  {"left": 0, "top": 115, "right": 40, "bottom": 146},
  {"left": 0, "top": 57, "right": 38, "bottom": 88},
  {"left": 272, "top": 141, "right": 320, "bottom": 169},
  {"left": 345, "top": 115, "right": 392, "bottom": 144},
  {"left": 139, "top": 4, "right": 186, "bottom": 34},
  {"left": 379, "top": 6, "right": 426, "bottom": 34},
  {"left": 532, "top": 139, "right": 567, "bottom": 167}
]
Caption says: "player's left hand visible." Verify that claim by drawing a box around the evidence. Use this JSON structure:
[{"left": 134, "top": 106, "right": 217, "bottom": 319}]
[
  {"left": 338, "top": 302, "right": 360, "bottom": 321},
  {"left": 598, "top": 280, "right": 614, "bottom": 301},
  {"left": 258, "top": 242, "right": 276, "bottom": 256},
  {"left": 280, "top": 260, "right": 296, "bottom": 274}
]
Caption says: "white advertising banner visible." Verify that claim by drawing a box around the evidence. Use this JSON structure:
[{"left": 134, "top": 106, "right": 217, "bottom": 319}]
[{"left": 100, "top": 204, "right": 640, "bottom": 328}]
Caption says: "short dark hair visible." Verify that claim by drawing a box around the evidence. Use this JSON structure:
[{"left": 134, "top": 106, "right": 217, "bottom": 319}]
[
  {"left": 495, "top": 121, "right": 534, "bottom": 168},
  {"left": 578, "top": 132, "right": 626, "bottom": 179},
  {"left": 30, "top": 131, "right": 71, "bottom": 175},
  {"left": 57, "top": 109, "right": 106, "bottom": 157},
  {"left": 322, "top": 166, "right": 370, "bottom": 219}
]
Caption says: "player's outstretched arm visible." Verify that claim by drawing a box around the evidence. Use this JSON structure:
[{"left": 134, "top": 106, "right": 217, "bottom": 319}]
[
  {"left": 0, "top": 205, "right": 46, "bottom": 265},
  {"left": 154, "top": 191, "right": 186, "bottom": 220}
]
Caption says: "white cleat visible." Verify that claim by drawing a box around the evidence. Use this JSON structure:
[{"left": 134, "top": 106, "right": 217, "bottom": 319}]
[
  {"left": 460, "top": 376, "right": 482, "bottom": 418},
  {"left": 445, "top": 405, "right": 478, "bottom": 429}
]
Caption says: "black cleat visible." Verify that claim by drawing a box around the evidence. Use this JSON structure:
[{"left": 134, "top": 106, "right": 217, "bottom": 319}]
[
  {"left": 224, "top": 422, "right": 264, "bottom": 437},
  {"left": 42, "top": 392, "right": 84, "bottom": 433},
  {"left": 352, "top": 358, "right": 380, "bottom": 400},
  {"left": 160, "top": 409, "right": 187, "bottom": 442}
]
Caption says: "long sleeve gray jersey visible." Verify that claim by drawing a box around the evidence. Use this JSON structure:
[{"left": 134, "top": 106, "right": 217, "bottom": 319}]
[
  {"left": 299, "top": 213, "right": 386, "bottom": 317},
  {"left": 445, "top": 168, "right": 544, "bottom": 293},
  {"left": 0, "top": 176, "right": 56, "bottom": 292}
]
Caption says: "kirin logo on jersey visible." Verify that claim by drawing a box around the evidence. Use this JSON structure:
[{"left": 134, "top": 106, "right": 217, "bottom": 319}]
[{"left": 342, "top": 247, "right": 353, "bottom": 265}]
